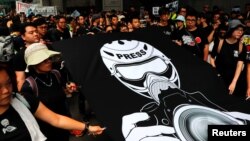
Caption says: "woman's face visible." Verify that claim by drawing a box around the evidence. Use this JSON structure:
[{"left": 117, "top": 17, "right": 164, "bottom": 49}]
[
  {"left": 232, "top": 27, "right": 244, "bottom": 39},
  {"left": 34, "top": 57, "right": 53, "bottom": 73},
  {"left": 0, "top": 70, "right": 12, "bottom": 107}
]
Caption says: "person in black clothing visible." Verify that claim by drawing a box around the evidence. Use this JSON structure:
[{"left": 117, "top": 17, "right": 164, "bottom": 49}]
[
  {"left": 172, "top": 15, "right": 186, "bottom": 46},
  {"left": 47, "top": 16, "right": 71, "bottom": 42},
  {"left": 198, "top": 12, "right": 213, "bottom": 39},
  {"left": 210, "top": 19, "right": 246, "bottom": 97},
  {"left": 75, "top": 15, "right": 90, "bottom": 36},
  {"left": 20, "top": 43, "right": 103, "bottom": 141},
  {"left": 0, "top": 63, "right": 105, "bottom": 141},
  {"left": 178, "top": 12, "right": 209, "bottom": 61},
  {"left": 155, "top": 7, "right": 175, "bottom": 37},
  {"left": 33, "top": 17, "right": 52, "bottom": 46},
  {"left": 12, "top": 22, "right": 41, "bottom": 91}
]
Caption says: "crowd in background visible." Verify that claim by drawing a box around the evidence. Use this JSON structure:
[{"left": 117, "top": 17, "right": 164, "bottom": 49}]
[{"left": 0, "top": 2, "right": 250, "bottom": 140}]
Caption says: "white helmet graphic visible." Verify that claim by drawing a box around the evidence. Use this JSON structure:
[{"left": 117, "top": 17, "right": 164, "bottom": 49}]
[{"left": 100, "top": 40, "right": 180, "bottom": 104}]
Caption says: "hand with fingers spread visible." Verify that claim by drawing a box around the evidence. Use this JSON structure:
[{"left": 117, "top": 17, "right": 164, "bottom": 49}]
[{"left": 122, "top": 112, "right": 180, "bottom": 141}]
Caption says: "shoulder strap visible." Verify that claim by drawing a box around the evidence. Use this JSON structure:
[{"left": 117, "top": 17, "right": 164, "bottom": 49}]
[
  {"left": 217, "top": 39, "right": 224, "bottom": 54},
  {"left": 26, "top": 76, "right": 39, "bottom": 97},
  {"left": 15, "top": 93, "right": 31, "bottom": 109},
  {"left": 51, "top": 69, "right": 61, "bottom": 84}
]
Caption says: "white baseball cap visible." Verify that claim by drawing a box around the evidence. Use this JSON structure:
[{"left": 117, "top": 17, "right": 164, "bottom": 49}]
[{"left": 175, "top": 15, "right": 185, "bottom": 22}]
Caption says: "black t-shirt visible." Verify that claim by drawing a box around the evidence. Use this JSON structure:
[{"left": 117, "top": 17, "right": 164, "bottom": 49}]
[
  {"left": 200, "top": 25, "right": 213, "bottom": 39},
  {"left": 171, "top": 27, "right": 186, "bottom": 41},
  {"left": 179, "top": 27, "right": 209, "bottom": 58},
  {"left": 21, "top": 71, "right": 69, "bottom": 141},
  {"left": 47, "top": 28, "right": 71, "bottom": 42},
  {"left": 212, "top": 40, "right": 244, "bottom": 84},
  {"left": 153, "top": 24, "right": 175, "bottom": 38},
  {"left": 0, "top": 93, "right": 39, "bottom": 141},
  {"left": 12, "top": 47, "right": 26, "bottom": 71}
]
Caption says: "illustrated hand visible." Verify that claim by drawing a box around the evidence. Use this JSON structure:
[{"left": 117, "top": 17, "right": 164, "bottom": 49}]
[
  {"left": 122, "top": 112, "right": 180, "bottom": 141},
  {"left": 88, "top": 125, "right": 106, "bottom": 135}
]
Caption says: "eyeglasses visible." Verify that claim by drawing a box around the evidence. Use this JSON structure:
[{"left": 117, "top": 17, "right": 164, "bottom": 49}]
[
  {"left": 38, "top": 25, "right": 48, "bottom": 29},
  {"left": 235, "top": 28, "right": 244, "bottom": 32},
  {"left": 186, "top": 19, "right": 196, "bottom": 22}
]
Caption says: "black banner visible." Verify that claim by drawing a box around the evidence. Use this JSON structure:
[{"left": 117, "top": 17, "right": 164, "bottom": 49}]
[{"left": 53, "top": 28, "right": 250, "bottom": 141}]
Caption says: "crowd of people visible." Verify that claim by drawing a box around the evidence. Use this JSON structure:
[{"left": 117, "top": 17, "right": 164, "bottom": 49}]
[{"left": 0, "top": 2, "right": 250, "bottom": 141}]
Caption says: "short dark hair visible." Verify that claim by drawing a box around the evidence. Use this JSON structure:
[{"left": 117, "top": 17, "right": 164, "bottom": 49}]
[
  {"left": 158, "top": 7, "right": 170, "bottom": 16},
  {"left": 33, "top": 17, "right": 47, "bottom": 27},
  {"left": 186, "top": 12, "right": 198, "bottom": 20},
  {"left": 19, "top": 22, "right": 36, "bottom": 35}
]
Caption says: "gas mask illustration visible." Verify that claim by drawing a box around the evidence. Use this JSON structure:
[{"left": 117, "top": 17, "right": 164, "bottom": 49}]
[
  {"left": 100, "top": 40, "right": 248, "bottom": 141},
  {"left": 100, "top": 40, "right": 180, "bottom": 104}
]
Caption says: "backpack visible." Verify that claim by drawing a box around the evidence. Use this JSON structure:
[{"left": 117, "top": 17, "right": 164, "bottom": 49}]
[
  {"left": 26, "top": 69, "right": 61, "bottom": 96},
  {"left": 0, "top": 35, "right": 15, "bottom": 62}
]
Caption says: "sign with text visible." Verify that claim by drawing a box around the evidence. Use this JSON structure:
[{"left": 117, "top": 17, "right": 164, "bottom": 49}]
[
  {"left": 31, "top": 6, "right": 57, "bottom": 17},
  {"left": 16, "top": 1, "right": 57, "bottom": 16},
  {"left": 102, "top": 0, "right": 123, "bottom": 11}
]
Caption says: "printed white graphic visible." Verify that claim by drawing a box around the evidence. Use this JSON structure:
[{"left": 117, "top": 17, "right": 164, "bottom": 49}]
[
  {"left": 1, "top": 119, "right": 17, "bottom": 134},
  {"left": 100, "top": 40, "right": 250, "bottom": 141},
  {"left": 182, "top": 35, "right": 195, "bottom": 46}
]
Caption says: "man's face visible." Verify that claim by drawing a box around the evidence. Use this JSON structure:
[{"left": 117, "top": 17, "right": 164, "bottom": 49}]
[
  {"left": 186, "top": 16, "right": 197, "bottom": 29},
  {"left": 57, "top": 18, "right": 67, "bottom": 30},
  {"left": 179, "top": 8, "right": 187, "bottom": 17},
  {"left": 132, "top": 19, "right": 141, "bottom": 29},
  {"left": 22, "top": 26, "right": 40, "bottom": 46},
  {"left": 37, "top": 23, "right": 48, "bottom": 37},
  {"left": 160, "top": 13, "right": 169, "bottom": 22},
  {"left": 78, "top": 16, "right": 85, "bottom": 25},
  {"left": 111, "top": 17, "right": 119, "bottom": 26}
]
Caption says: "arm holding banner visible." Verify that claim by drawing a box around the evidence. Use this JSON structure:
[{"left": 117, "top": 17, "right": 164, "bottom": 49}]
[{"left": 34, "top": 101, "right": 105, "bottom": 135}]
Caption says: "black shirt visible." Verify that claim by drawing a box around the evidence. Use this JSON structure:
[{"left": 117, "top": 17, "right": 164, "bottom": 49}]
[
  {"left": 12, "top": 47, "right": 26, "bottom": 71},
  {"left": 21, "top": 71, "right": 69, "bottom": 141},
  {"left": 47, "top": 28, "right": 71, "bottom": 42},
  {"left": 180, "top": 27, "right": 208, "bottom": 58},
  {"left": 0, "top": 93, "right": 39, "bottom": 141}
]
